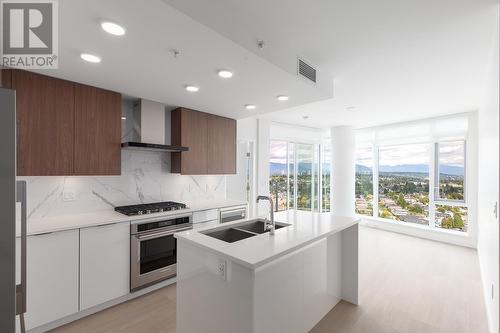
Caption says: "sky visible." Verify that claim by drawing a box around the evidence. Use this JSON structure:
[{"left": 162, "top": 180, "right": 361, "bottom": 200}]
[
  {"left": 374, "top": 142, "right": 464, "bottom": 167},
  {"left": 271, "top": 140, "right": 465, "bottom": 168}
]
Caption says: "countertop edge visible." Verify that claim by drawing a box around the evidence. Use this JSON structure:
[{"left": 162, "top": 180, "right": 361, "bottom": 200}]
[
  {"left": 176, "top": 218, "right": 360, "bottom": 269},
  {"left": 22, "top": 200, "right": 248, "bottom": 237}
]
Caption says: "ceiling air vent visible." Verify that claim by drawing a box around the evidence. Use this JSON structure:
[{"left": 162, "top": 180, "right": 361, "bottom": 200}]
[{"left": 297, "top": 58, "right": 317, "bottom": 83}]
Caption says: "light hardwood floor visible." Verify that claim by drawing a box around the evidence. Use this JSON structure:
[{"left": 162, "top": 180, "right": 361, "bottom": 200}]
[{"left": 51, "top": 226, "right": 489, "bottom": 333}]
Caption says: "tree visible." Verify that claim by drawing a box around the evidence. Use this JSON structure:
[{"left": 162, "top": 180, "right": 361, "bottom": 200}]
[
  {"left": 453, "top": 213, "right": 464, "bottom": 229},
  {"left": 408, "top": 204, "right": 424, "bottom": 214},
  {"left": 396, "top": 194, "right": 407, "bottom": 208},
  {"left": 441, "top": 217, "right": 453, "bottom": 229},
  {"left": 380, "top": 209, "right": 392, "bottom": 218}
]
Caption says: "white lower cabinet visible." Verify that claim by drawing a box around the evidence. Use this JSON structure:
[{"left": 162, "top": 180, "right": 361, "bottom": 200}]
[
  {"left": 24, "top": 230, "right": 79, "bottom": 330},
  {"left": 79, "top": 222, "right": 130, "bottom": 310}
]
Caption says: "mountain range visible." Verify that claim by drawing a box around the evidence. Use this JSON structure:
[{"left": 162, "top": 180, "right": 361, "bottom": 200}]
[{"left": 270, "top": 162, "right": 464, "bottom": 176}]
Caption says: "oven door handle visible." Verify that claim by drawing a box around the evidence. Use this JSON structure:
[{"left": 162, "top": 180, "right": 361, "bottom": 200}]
[{"left": 136, "top": 226, "right": 192, "bottom": 240}]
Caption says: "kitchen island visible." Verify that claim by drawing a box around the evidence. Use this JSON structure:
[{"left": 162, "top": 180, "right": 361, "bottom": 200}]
[{"left": 175, "top": 210, "right": 360, "bottom": 333}]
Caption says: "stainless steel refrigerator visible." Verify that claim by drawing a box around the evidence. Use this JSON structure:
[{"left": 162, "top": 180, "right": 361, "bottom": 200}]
[{"left": 0, "top": 87, "right": 27, "bottom": 333}]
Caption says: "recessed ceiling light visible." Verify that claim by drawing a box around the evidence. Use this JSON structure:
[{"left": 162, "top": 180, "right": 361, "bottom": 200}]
[
  {"left": 345, "top": 106, "right": 356, "bottom": 111},
  {"left": 101, "top": 21, "right": 126, "bottom": 36},
  {"left": 302, "top": 115, "right": 309, "bottom": 120},
  {"left": 185, "top": 85, "right": 199, "bottom": 92},
  {"left": 277, "top": 95, "right": 289, "bottom": 101},
  {"left": 245, "top": 104, "right": 256, "bottom": 110},
  {"left": 121, "top": 116, "right": 127, "bottom": 120},
  {"left": 80, "top": 53, "right": 101, "bottom": 63},
  {"left": 218, "top": 70, "right": 233, "bottom": 78}
]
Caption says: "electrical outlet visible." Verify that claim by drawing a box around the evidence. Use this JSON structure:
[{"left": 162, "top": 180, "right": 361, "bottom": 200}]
[
  {"left": 63, "top": 191, "right": 76, "bottom": 202},
  {"left": 217, "top": 260, "right": 227, "bottom": 281}
]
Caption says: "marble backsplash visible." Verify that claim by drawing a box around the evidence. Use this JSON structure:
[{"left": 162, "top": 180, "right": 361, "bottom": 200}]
[{"left": 19, "top": 150, "right": 226, "bottom": 219}]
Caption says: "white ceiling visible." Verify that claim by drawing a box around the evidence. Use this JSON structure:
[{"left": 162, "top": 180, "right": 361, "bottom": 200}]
[
  {"left": 165, "top": 0, "right": 499, "bottom": 128},
  {"left": 33, "top": 0, "right": 332, "bottom": 119}
]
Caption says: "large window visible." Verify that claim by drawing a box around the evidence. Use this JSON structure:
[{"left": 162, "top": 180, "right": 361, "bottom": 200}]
[
  {"left": 269, "top": 140, "right": 330, "bottom": 213},
  {"left": 321, "top": 144, "right": 331, "bottom": 212},
  {"left": 354, "top": 126, "right": 469, "bottom": 233},
  {"left": 355, "top": 147, "right": 373, "bottom": 216},
  {"left": 288, "top": 143, "right": 295, "bottom": 209},
  {"left": 269, "top": 141, "right": 288, "bottom": 212},
  {"left": 436, "top": 141, "right": 465, "bottom": 201},
  {"left": 434, "top": 140, "right": 467, "bottom": 232},
  {"left": 378, "top": 144, "right": 430, "bottom": 226},
  {"left": 296, "top": 143, "right": 314, "bottom": 211}
]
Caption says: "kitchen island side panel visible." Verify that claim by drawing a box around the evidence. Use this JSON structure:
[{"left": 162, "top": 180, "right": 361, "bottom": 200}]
[{"left": 176, "top": 240, "right": 254, "bottom": 333}]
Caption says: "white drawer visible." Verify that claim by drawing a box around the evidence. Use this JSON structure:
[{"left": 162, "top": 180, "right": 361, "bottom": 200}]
[{"left": 193, "top": 209, "right": 219, "bottom": 224}]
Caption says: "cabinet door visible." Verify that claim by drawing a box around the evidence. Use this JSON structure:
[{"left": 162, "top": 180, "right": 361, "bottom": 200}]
[
  {"left": 1, "top": 68, "right": 12, "bottom": 88},
  {"left": 180, "top": 108, "right": 208, "bottom": 174},
  {"left": 207, "top": 115, "right": 236, "bottom": 174},
  {"left": 12, "top": 70, "right": 74, "bottom": 176},
  {"left": 74, "top": 84, "right": 121, "bottom": 175},
  {"left": 80, "top": 223, "right": 130, "bottom": 310},
  {"left": 25, "top": 230, "right": 79, "bottom": 329}
]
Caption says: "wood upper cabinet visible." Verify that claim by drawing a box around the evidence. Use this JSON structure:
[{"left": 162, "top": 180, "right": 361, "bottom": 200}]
[
  {"left": 207, "top": 114, "right": 236, "bottom": 174},
  {"left": 11, "top": 69, "right": 75, "bottom": 176},
  {"left": 171, "top": 108, "right": 236, "bottom": 175},
  {"left": 74, "top": 84, "right": 121, "bottom": 175},
  {"left": 171, "top": 108, "right": 208, "bottom": 174},
  {"left": 2, "top": 69, "right": 121, "bottom": 176}
]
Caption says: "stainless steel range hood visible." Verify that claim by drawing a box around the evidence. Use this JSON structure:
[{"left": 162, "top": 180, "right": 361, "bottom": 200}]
[
  {"left": 121, "top": 99, "right": 188, "bottom": 153},
  {"left": 121, "top": 141, "right": 188, "bottom": 152}
]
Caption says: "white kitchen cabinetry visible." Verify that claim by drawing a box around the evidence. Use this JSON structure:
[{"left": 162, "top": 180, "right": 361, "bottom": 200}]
[
  {"left": 193, "top": 209, "right": 219, "bottom": 224},
  {"left": 24, "top": 230, "right": 79, "bottom": 330},
  {"left": 79, "top": 222, "right": 130, "bottom": 310}
]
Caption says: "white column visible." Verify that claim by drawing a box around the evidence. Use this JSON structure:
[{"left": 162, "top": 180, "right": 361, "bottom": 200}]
[{"left": 331, "top": 126, "right": 356, "bottom": 217}]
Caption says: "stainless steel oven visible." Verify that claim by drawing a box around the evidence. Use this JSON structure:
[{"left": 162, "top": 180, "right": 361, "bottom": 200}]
[{"left": 130, "top": 213, "right": 192, "bottom": 291}]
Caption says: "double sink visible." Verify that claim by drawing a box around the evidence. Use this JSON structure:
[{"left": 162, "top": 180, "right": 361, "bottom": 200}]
[{"left": 202, "top": 219, "right": 290, "bottom": 243}]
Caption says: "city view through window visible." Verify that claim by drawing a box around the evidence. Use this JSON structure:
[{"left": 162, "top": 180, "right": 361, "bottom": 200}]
[
  {"left": 269, "top": 140, "right": 330, "bottom": 213},
  {"left": 355, "top": 147, "right": 373, "bottom": 216},
  {"left": 355, "top": 140, "right": 467, "bottom": 232},
  {"left": 271, "top": 138, "right": 467, "bottom": 232},
  {"left": 378, "top": 143, "right": 431, "bottom": 225}
]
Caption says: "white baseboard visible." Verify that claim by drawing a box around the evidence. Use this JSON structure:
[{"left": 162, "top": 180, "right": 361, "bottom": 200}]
[{"left": 360, "top": 217, "right": 475, "bottom": 248}]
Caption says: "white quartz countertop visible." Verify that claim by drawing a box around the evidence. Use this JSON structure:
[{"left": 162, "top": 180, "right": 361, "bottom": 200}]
[
  {"left": 22, "top": 199, "right": 247, "bottom": 236},
  {"left": 175, "top": 210, "right": 360, "bottom": 269}
]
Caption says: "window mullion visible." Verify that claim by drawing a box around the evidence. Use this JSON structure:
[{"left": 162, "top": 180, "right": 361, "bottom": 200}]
[
  {"left": 373, "top": 145, "right": 379, "bottom": 218},
  {"left": 429, "top": 143, "right": 437, "bottom": 227}
]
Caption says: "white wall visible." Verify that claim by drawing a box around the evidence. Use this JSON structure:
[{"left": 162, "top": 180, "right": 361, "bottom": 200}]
[
  {"left": 477, "top": 14, "right": 499, "bottom": 333},
  {"left": 237, "top": 117, "right": 258, "bottom": 142},
  {"left": 270, "top": 122, "right": 327, "bottom": 144},
  {"left": 257, "top": 119, "right": 271, "bottom": 216},
  {"left": 227, "top": 118, "right": 258, "bottom": 216},
  {"left": 331, "top": 126, "right": 355, "bottom": 217}
]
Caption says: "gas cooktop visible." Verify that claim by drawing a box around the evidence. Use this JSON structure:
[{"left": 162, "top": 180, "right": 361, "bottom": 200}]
[{"left": 114, "top": 201, "right": 188, "bottom": 216}]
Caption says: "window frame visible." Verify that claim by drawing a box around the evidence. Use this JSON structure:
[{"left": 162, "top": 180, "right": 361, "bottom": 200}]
[
  {"left": 376, "top": 142, "right": 432, "bottom": 226},
  {"left": 355, "top": 139, "right": 469, "bottom": 234},
  {"left": 354, "top": 145, "right": 374, "bottom": 217},
  {"left": 269, "top": 139, "right": 330, "bottom": 213},
  {"left": 433, "top": 140, "right": 467, "bottom": 205}
]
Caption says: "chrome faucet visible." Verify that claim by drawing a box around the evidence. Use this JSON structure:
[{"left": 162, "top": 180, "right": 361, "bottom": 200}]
[{"left": 256, "top": 195, "right": 275, "bottom": 235}]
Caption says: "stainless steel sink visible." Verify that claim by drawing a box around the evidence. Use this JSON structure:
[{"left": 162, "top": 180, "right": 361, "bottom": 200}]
[
  {"left": 202, "top": 219, "right": 291, "bottom": 243},
  {"left": 235, "top": 220, "right": 289, "bottom": 234}
]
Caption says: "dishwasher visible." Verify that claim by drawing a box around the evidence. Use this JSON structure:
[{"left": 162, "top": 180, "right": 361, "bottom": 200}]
[{"left": 219, "top": 206, "right": 248, "bottom": 223}]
